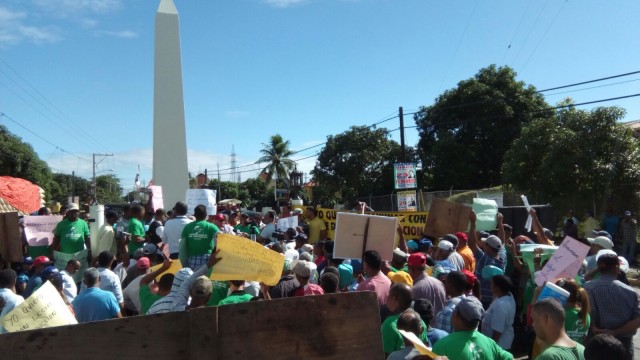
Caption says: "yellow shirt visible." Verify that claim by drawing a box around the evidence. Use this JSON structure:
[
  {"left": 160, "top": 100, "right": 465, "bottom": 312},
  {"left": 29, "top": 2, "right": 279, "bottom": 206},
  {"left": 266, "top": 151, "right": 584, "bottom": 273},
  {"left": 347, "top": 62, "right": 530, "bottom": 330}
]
[{"left": 307, "top": 217, "right": 327, "bottom": 243}]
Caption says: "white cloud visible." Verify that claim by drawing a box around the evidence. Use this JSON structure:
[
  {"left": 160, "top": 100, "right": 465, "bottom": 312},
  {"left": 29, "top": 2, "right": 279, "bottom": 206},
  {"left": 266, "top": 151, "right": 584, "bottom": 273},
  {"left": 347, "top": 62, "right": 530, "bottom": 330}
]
[
  {"left": 263, "top": 0, "right": 308, "bottom": 8},
  {"left": 19, "top": 25, "right": 62, "bottom": 43},
  {"left": 79, "top": 18, "right": 99, "bottom": 28},
  {"left": 96, "top": 30, "right": 139, "bottom": 38},
  {"left": 0, "top": 6, "right": 61, "bottom": 45},
  {"left": 225, "top": 110, "right": 250, "bottom": 118},
  {"left": 32, "top": 0, "right": 122, "bottom": 16}
]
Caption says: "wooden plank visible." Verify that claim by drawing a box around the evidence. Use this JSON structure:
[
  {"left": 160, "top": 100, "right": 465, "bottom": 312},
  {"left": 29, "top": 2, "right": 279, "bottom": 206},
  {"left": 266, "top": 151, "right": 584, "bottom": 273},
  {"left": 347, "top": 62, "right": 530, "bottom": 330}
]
[
  {"left": 0, "top": 212, "right": 22, "bottom": 263},
  {"left": 0, "top": 312, "right": 190, "bottom": 359},
  {"left": 189, "top": 306, "right": 219, "bottom": 360},
  {"left": 215, "top": 292, "right": 384, "bottom": 360}
]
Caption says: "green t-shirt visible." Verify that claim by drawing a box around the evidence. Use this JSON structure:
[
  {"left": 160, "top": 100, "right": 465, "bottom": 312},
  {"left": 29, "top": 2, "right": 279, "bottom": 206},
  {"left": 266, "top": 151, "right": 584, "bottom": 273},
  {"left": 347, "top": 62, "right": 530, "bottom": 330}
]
[
  {"left": 389, "top": 265, "right": 409, "bottom": 273},
  {"left": 207, "top": 281, "right": 230, "bottom": 306},
  {"left": 381, "top": 313, "right": 430, "bottom": 354},
  {"left": 432, "top": 330, "right": 512, "bottom": 360},
  {"left": 182, "top": 220, "right": 219, "bottom": 257},
  {"left": 128, "top": 218, "right": 146, "bottom": 253},
  {"left": 54, "top": 218, "right": 90, "bottom": 253},
  {"left": 139, "top": 284, "right": 162, "bottom": 315},
  {"left": 234, "top": 224, "right": 260, "bottom": 235},
  {"left": 564, "top": 308, "right": 590, "bottom": 345},
  {"left": 537, "top": 344, "right": 585, "bottom": 360},
  {"left": 218, "top": 291, "right": 255, "bottom": 305}
]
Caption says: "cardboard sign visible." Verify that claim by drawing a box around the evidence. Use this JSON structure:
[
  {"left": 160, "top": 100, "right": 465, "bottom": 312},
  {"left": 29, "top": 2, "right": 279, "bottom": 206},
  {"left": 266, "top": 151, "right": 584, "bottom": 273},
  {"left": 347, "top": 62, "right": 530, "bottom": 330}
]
[
  {"left": 186, "top": 189, "right": 217, "bottom": 216},
  {"left": 394, "top": 163, "right": 417, "bottom": 190},
  {"left": 398, "top": 329, "right": 438, "bottom": 357},
  {"left": 149, "top": 259, "right": 183, "bottom": 281},
  {"left": 0, "top": 212, "right": 24, "bottom": 263},
  {"left": 209, "top": 234, "right": 285, "bottom": 286},
  {"left": 333, "top": 213, "right": 397, "bottom": 261},
  {"left": 276, "top": 216, "right": 298, "bottom": 232},
  {"left": 534, "top": 237, "right": 590, "bottom": 286},
  {"left": 23, "top": 215, "right": 63, "bottom": 246},
  {"left": 398, "top": 190, "right": 417, "bottom": 212},
  {"left": 2, "top": 281, "right": 77, "bottom": 333},
  {"left": 472, "top": 198, "right": 498, "bottom": 232},
  {"left": 150, "top": 185, "right": 164, "bottom": 212},
  {"left": 54, "top": 249, "right": 89, "bottom": 283},
  {"left": 424, "top": 198, "right": 471, "bottom": 238}
]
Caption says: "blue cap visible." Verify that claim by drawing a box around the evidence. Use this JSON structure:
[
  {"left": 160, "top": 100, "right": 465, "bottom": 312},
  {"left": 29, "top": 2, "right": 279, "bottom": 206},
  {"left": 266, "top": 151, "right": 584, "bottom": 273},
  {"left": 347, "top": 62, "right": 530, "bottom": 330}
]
[
  {"left": 42, "top": 266, "right": 59, "bottom": 278},
  {"left": 479, "top": 231, "right": 491, "bottom": 239},
  {"left": 23, "top": 256, "right": 33, "bottom": 265},
  {"left": 16, "top": 274, "right": 29, "bottom": 284},
  {"left": 592, "top": 230, "right": 612, "bottom": 241},
  {"left": 407, "top": 240, "right": 419, "bottom": 251},
  {"left": 419, "top": 238, "right": 433, "bottom": 249}
]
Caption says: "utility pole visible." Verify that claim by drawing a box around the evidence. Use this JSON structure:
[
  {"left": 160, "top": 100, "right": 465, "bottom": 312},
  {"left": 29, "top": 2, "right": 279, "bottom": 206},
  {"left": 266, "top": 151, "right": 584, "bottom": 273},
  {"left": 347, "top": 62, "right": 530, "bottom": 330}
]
[
  {"left": 217, "top": 163, "right": 221, "bottom": 202},
  {"left": 92, "top": 153, "right": 114, "bottom": 204},
  {"left": 399, "top": 106, "right": 406, "bottom": 162},
  {"left": 71, "top": 171, "right": 75, "bottom": 204}
]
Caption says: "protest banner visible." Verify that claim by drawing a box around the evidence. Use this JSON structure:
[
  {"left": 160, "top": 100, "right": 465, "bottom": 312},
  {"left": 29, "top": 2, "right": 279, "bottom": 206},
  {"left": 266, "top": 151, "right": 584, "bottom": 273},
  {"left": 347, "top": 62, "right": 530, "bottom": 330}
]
[
  {"left": 150, "top": 185, "right": 164, "bottom": 212},
  {"left": 534, "top": 237, "right": 590, "bottom": 286},
  {"left": 333, "top": 213, "right": 397, "bottom": 260},
  {"left": 209, "top": 234, "right": 284, "bottom": 286},
  {"left": 277, "top": 216, "right": 298, "bottom": 232},
  {"left": 149, "top": 259, "right": 183, "bottom": 281},
  {"left": 472, "top": 198, "right": 498, "bottom": 231},
  {"left": 398, "top": 190, "right": 417, "bottom": 212},
  {"left": 394, "top": 163, "right": 417, "bottom": 189},
  {"left": 54, "top": 249, "right": 89, "bottom": 283},
  {"left": 186, "top": 189, "right": 217, "bottom": 215},
  {"left": 2, "top": 281, "right": 77, "bottom": 333},
  {"left": 423, "top": 198, "right": 471, "bottom": 239},
  {"left": 519, "top": 244, "right": 558, "bottom": 277},
  {"left": 0, "top": 212, "right": 23, "bottom": 263},
  {"left": 23, "top": 215, "right": 63, "bottom": 247},
  {"left": 297, "top": 207, "right": 428, "bottom": 242}
]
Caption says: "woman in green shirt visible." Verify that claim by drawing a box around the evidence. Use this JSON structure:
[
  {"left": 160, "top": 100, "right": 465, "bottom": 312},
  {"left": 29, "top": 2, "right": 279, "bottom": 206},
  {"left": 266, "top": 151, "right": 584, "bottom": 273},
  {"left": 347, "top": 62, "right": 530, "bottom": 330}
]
[{"left": 556, "top": 278, "right": 591, "bottom": 344}]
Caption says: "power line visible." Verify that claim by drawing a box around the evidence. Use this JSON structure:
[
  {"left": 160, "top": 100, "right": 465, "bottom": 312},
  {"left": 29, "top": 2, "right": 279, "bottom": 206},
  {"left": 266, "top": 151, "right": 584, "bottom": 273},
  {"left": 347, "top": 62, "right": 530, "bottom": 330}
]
[
  {"left": 544, "top": 78, "right": 640, "bottom": 97},
  {"left": 500, "top": 0, "right": 534, "bottom": 64},
  {"left": 511, "top": 0, "right": 549, "bottom": 67},
  {"left": 537, "top": 70, "right": 640, "bottom": 93},
  {"left": 520, "top": 0, "right": 569, "bottom": 71}
]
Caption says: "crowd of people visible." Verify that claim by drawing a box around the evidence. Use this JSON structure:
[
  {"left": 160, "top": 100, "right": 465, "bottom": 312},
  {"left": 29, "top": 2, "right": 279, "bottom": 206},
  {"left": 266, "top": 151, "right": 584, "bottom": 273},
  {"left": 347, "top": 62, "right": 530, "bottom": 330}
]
[{"left": 0, "top": 200, "right": 639, "bottom": 360}]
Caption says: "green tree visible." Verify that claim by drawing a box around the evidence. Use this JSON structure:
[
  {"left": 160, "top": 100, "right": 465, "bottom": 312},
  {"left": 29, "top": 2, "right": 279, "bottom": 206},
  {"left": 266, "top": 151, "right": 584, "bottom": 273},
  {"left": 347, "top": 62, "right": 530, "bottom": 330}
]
[
  {"left": 0, "top": 125, "right": 53, "bottom": 194},
  {"left": 414, "top": 65, "right": 551, "bottom": 190},
  {"left": 257, "top": 134, "right": 295, "bottom": 184},
  {"left": 95, "top": 174, "right": 125, "bottom": 204},
  {"left": 312, "top": 126, "right": 413, "bottom": 204},
  {"left": 49, "top": 173, "right": 90, "bottom": 204},
  {"left": 502, "top": 102, "right": 640, "bottom": 214}
]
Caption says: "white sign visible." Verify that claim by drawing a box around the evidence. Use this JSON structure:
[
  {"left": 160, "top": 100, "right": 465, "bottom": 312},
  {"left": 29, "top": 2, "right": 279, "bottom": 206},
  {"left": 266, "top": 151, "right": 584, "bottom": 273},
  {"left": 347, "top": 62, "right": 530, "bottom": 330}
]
[
  {"left": 277, "top": 216, "right": 298, "bottom": 232},
  {"left": 397, "top": 190, "right": 417, "bottom": 212},
  {"left": 535, "top": 237, "right": 590, "bottom": 286},
  {"left": 333, "top": 213, "right": 397, "bottom": 260},
  {"left": 186, "top": 189, "right": 217, "bottom": 215},
  {"left": 476, "top": 190, "right": 504, "bottom": 207},
  {"left": 150, "top": 185, "right": 164, "bottom": 212},
  {"left": 23, "top": 215, "right": 63, "bottom": 246},
  {"left": 394, "top": 163, "right": 417, "bottom": 190}
]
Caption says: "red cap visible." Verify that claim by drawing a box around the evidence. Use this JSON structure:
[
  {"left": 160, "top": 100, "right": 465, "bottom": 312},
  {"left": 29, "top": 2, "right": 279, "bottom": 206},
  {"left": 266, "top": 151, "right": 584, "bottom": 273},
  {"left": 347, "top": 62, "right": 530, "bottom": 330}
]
[
  {"left": 455, "top": 232, "right": 468, "bottom": 243},
  {"left": 33, "top": 256, "right": 52, "bottom": 267},
  {"left": 407, "top": 253, "right": 427, "bottom": 267},
  {"left": 514, "top": 235, "right": 531, "bottom": 244},
  {"left": 136, "top": 257, "right": 150, "bottom": 270},
  {"left": 462, "top": 269, "right": 477, "bottom": 286},
  {"left": 213, "top": 214, "right": 225, "bottom": 221}
]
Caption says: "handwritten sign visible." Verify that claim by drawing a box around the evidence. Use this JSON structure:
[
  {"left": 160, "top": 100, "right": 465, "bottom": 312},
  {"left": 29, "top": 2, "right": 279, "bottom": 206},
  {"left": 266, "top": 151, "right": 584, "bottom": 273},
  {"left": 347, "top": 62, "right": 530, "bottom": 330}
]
[
  {"left": 424, "top": 198, "right": 471, "bottom": 238},
  {"left": 54, "top": 249, "right": 89, "bottom": 283},
  {"left": 398, "top": 190, "right": 417, "bottom": 212},
  {"left": 472, "top": 198, "right": 498, "bottom": 231},
  {"left": 186, "top": 189, "right": 217, "bottom": 216},
  {"left": 394, "top": 163, "right": 417, "bottom": 190},
  {"left": 2, "top": 281, "right": 77, "bottom": 333},
  {"left": 519, "top": 244, "right": 557, "bottom": 277},
  {"left": 333, "top": 213, "right": 397, "bottom": 260},
  {"left": 23, "top": 215, "right": 63, "bottom": 247},
  {"left": 149, "top": 185, "right": 164, "bottom": 212},
  {"left": 277, "top": 216, "right": 298, "bottom": 232},
  {"left": 209, "top": 234, "right": 285, "bottom": 286},
  {"left": 149, "top": 259, "right": 183, "bottom": 281},
  {"left": 535, "top": 237, "right": 590, "bottom": 286}
]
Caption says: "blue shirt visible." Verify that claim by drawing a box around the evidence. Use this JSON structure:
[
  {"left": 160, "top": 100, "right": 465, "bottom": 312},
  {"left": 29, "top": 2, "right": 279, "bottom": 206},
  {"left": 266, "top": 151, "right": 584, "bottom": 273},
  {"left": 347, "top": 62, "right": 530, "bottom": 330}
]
[
  {"left": 427, "top": 327, "right": 449, "bottom": 347},
  {"left": 474, "top": 247, "right": 507, "bottom": 304},
  {"left": 23, "top": 274, "right": 44, "bottom": 298},
  {"left": 72, "top": 287, "right": 120, "bottom": 323}
]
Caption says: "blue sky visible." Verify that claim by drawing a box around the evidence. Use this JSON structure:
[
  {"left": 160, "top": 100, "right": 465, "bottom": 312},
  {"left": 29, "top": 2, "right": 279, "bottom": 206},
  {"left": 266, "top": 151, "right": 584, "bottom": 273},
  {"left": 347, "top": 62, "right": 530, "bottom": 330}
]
[{"left": 1, "top": 0, "right": 639, "bottom": 194}]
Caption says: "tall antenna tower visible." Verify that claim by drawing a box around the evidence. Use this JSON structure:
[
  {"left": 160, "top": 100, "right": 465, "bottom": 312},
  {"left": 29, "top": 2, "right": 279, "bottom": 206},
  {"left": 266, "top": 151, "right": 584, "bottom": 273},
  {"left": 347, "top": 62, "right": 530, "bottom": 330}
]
[{"left": 230, "top": 145, "right": 237, "bottom": 183}]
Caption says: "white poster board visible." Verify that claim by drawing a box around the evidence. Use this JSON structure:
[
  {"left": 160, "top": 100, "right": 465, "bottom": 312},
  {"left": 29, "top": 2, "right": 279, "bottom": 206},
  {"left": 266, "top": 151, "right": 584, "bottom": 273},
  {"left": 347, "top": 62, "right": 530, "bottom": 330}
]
[
  {"left": 186, "top": 189, "right": 217, "bottom": 216},
  {"left": 476, "top": 190, "right": 504, "bottom": 207},
  {"left": 23, "top": 215, "right": 63, "bottom": 246},
  {"left": 333, "top": 212, "right": 397, "bottom": 261},
  {"left": 277, "top": 216, "right": 298, "bottom": 231},
  {"left": 398, "top": 190, "right": 417, "bottom": 212},
  {"left": 534, "top": 237, "right": 590, "bottom": 286},
  {"left": 150, "top": 185, "right": 164, "bottom": 212}
]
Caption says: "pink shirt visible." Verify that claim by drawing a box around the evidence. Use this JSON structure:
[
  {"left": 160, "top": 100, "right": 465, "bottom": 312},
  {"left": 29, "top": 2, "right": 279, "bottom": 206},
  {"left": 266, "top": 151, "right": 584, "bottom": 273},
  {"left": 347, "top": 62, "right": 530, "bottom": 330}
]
[{"left": 356, "top": 272, "right": 392, "bottom": 307}]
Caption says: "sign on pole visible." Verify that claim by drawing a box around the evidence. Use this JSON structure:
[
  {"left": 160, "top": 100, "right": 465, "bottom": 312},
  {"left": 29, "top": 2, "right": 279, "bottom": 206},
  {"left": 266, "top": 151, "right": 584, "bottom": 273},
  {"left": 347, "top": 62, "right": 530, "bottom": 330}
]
[
  {"left": 397, "top": 191, "right": 417, "bottom": 212},
  {"left": 394, "top": 163, "right": 417, "bottom": 190}
]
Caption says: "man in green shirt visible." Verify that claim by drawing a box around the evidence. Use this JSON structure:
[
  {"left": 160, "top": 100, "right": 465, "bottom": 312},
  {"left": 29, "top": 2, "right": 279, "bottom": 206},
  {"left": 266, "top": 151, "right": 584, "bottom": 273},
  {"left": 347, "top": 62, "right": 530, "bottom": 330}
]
[
  {"left": 138, "top": 258, "right": 175, "bottom": 314},
  {"left": 432, "top": 297, "right": 512, "bottom": 360},
  {"left": 51, "top": 203, "right": 92, "bottom": 262},
  {"left": 180, "top": 204, "right": 219, "bottom": 269},
  {"left": 218, "top": 280, "right": 257, "bottom": 305},
  {"left": 382, "top": 283, "right": 430, "bottom": 356},
  {"left": 533, "top": 298, "right": 585, "bottom": 360},
  {"left": 127, "top": 204, "right": 147, "bottom": 254},
  {"left": 234, "top": 213, "right": 260, "bottom": 238}
]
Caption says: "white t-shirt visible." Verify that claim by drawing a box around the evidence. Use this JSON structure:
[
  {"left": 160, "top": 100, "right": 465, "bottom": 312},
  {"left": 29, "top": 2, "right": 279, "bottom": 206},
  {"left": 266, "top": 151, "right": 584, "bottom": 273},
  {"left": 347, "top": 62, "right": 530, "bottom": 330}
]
[
  {"left": 481, "top": 293, "right": 516, "bottom": 349},
  {"left": 60, "top": 269, "right": 78, "bottom": 303},
  {"left": 81, "top": 267, "right": 124, "bottom": 305},
  {"left": 123, "top": 274, "right": 144, "bottom": 312},
  {"left": 162, "top": 216, "right": 193, "bottom": 254},
  {"left": 260, "top": 223, "right": 276, "bottom": 241},
  {"left": 0, "top": 289, "right": 24, "bottom": 333}
]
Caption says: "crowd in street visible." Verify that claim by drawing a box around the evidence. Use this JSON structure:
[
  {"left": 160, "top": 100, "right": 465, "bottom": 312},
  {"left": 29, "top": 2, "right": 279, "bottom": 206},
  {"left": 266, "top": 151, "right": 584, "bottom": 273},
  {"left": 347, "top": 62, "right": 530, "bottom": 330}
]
[{"left": 0, "top": 200, "right": 639, "bottom": 360}]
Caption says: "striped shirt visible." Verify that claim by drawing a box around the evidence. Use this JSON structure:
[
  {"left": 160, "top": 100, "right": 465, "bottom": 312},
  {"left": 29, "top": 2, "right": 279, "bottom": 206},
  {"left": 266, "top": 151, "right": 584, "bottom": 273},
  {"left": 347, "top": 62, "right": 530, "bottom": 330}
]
[
  {"left": 147, "top": 266, "right": 209, "bottom": 314},
  {"left": 474, "top": 248, "right": 507, "bottom": 305},
  {"left": 584, "top": 275, "right": 640, "bottom": 337}
]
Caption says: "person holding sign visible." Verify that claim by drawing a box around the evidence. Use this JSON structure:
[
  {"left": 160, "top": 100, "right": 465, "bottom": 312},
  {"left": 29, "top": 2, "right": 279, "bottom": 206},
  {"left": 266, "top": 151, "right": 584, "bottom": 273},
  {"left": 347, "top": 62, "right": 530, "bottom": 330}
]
[
  {"left": 51, "top": 203, "right": 91, "bottom": 264},
  {"left": 179, "top": 205, "right": 219, "bottom": 270}
]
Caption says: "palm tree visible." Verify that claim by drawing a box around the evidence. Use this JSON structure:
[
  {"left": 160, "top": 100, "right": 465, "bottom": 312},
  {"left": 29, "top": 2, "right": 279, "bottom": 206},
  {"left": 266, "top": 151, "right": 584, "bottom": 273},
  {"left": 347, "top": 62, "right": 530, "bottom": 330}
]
[{"left": 257, "top": 134, "right": 295, "bottom": 202}]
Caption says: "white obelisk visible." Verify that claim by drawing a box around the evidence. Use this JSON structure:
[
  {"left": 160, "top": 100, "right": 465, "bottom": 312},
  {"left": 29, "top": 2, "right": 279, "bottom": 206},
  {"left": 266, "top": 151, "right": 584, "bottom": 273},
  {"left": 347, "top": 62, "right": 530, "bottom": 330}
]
[{"left": 153, "top": 0, "right": 189, "bottom": 209}]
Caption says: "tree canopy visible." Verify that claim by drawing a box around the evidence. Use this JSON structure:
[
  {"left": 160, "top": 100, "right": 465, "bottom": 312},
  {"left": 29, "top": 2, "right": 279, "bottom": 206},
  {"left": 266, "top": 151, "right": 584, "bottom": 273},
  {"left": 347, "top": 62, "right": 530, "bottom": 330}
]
[
  {"left": 414, "top": 65, "right": 551, "bottom": 190},
  {"left": 257, "top": 134, "right": 296, "bottom": 184},
  {"left": 0, "top": 125, "right": 52, "bottom": 192}
]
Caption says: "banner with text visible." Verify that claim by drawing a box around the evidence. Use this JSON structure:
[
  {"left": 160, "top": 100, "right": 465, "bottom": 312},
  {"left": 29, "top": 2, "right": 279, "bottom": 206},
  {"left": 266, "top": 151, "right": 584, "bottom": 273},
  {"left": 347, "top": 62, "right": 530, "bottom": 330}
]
[
  {"left": 23, "top": 215, "right": 63, "bottom": 247},
  {"left": 397, "top": 190, "right": 417, "bottom": 212},
  {"left": 209, "top": 234, "right": 285, "bottom": 286},
  {"left": 535, "top": 237, "right": 590, "bottom": 286},
  {"left": 150, "top": 186, "right": 164, "bottom": 212},
  {"left": 312, "top": 208, "right": 429, "bottom": 242},
  {"left": 394, "top": 163, "right": 417, "bottom": 190},
  {"left": 186, "top": 189, "right": 217, "bottom": 216},
  {"left": 2, "top": 281, "right": 77, "bottom": 333}
]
